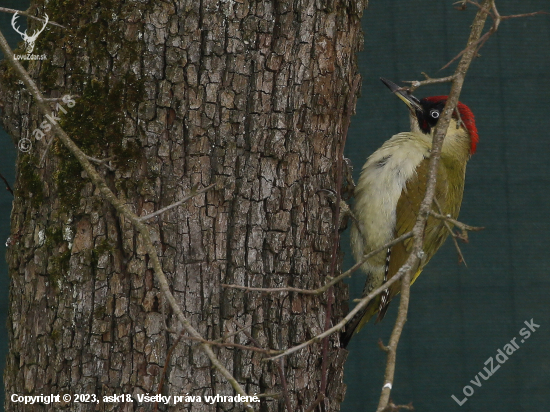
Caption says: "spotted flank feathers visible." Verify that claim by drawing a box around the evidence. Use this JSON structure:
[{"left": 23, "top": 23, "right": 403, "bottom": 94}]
[{"left": 376, "top": 247, "right": 392, "bottom": 322}]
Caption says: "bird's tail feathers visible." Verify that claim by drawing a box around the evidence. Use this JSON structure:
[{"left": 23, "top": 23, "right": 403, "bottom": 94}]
[
  {"left": 340, "top": 309, "right": 364, "bottom": 348},
  {"left": 340, "top": 297, "right": 379, "bottom": 348}
]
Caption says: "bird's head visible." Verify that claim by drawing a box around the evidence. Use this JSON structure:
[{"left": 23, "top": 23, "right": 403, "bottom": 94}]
[{"left": 380, "top": 77, "right": 479, "bottom": 155}]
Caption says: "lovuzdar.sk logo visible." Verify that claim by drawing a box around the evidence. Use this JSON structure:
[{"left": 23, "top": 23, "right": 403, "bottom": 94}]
[{"left": 11, "top": 12, "right": 48, "bottom": 61}]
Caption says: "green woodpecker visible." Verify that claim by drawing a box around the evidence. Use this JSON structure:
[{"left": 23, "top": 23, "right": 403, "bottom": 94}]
[{"left": 341, "top": 78, "right": 478, "bottom": 348}]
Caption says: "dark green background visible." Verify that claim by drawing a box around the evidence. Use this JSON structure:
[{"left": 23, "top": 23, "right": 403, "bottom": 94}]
[
  {"left": 0, "top": 1, "right": 549, "bottom": 412},
  {"left": 342, "top": 1, "right": 550, "bottom": 412}
]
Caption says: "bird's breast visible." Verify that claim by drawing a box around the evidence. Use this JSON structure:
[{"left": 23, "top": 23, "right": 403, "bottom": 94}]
[{"left": 351, "top": 133, "right": 430, "bottom": 263}]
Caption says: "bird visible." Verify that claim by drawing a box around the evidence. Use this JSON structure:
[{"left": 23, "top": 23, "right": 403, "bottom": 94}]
[{"left": 340, "top": 77, "right": 478, "bottom": 348}]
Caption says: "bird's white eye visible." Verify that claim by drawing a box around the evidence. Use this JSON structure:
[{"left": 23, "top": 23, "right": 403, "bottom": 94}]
[{"left": 430, "top": 109, "right": 440, "bottom": 119}]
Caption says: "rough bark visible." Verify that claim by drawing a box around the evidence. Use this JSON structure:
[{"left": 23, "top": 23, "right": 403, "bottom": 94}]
[{"left": 1, "top": 0, "right": 364, "bottom": 410}]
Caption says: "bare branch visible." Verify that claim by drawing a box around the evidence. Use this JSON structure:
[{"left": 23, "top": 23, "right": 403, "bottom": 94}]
[
  {"left": 154, "top": 331, "right": 185, "bottom": 412},
  {"left": 453, "top": 0, "right": 469, "bottom": 11},
  {"left": 383, "top": 400, "right": 415, "bottom": 412},
  {"left": 0, "top": 7, "right": 66, "bottom": 29},
  {"left": 218, "top": 321, "right": 255, "bottom": 343},
  {"left": 83, "top": 154, "right": 115, "bottom": 171},
  {"left": 155, "top": 320, "right": 275, "bottom": 412},
  {"left": 441, "top": 1, "right": 548, "bottom": 70},
  {"left": 428, "top": 209, "right": 485, "bottom": 242},
  {"left": 433, "top": 198, "right": 474, "bottom": 266},
  {"left": 376, "top": 2, "right": 492, "bottom": 410},
  {"left": 500, "top": 11, "right": 549, "bottom": 21},
  {"left": 138, "top": 183, "right": 216, "bottom": 222},
  {"left": 403, "top": 72, "right": 457, "bottom": 92},
  {"left": 39, "top": 135, "right": 56, "bottom": 167},
  {"left": 232, "top": 319, "right": 292, "bottom": 412},
  {"left": 440, "top": 214, "right": 469, "bottom": 266},
  {"left": 265, "top": 261, "right": 414, "bottom": 361},
  {"left": 377, "top": 339, "right": 390, "bottom": 353},
  {"left": 181, "top": 335, "right": 280, "bottom": 355},
  {"left": 304, "top": 395, "right": 325, "bottom": 412},
  {"left": 0, "top": 171, "right": 13, "bottom": 195},
  {"left": 223, "top": 231, "right": 413, "bottom": 295},
  {"left": 257, "top": 392, "right": 282, "bottom": 399}
]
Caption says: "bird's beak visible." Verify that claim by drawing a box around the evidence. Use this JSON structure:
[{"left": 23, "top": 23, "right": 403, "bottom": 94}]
[{"left": 380, "top": 77, "right": 424, "bottom": 113}]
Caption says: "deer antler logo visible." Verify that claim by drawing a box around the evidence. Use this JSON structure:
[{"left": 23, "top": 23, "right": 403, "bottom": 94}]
[{"left": 11, "top": 12, "right": 49, "bottom": 54}]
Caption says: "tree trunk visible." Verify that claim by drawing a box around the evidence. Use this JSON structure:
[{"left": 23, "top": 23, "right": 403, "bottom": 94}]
[{"left": 1, "top": 0, "right": 364, "bottom": 410}]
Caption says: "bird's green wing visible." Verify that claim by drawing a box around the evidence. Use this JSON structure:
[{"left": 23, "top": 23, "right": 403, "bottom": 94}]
[
  {"left": 341, "top": 156, "right": 465, "bottom": 346},
  {"left": 377, "top": 157, "right": 450, "bottom": 321}
]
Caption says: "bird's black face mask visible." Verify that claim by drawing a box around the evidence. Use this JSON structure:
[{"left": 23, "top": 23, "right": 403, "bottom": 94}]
[{"left": 416, "top": 99, "right": 446, "bottom": 134}]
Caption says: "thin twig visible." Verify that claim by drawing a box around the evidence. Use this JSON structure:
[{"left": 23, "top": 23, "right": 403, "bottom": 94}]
[
  {"left": 154, "top": 322, "right": 269, "bottom": 412},
  {"left": 157, "top": 318, "right": 259, "bottom": 394},
  {"left": 403, "top": 72, "right": 457, "bottom": 92},
  {"left": 383, "top": 401, "right": 415, "bottom": 412},
  {"left": 0, "top": 7, "right": 66, "bottom": 29},
  {"left": 138, "top": 183, "right": 216, "bottom": 221},
  {"left": 304, "top": 394, "right": 325, "bottom": 412},
  {"left": 265, "top": 261, "right": 414, "bottom": 361},
  {"left": 222, "top": 231, "right": 413, "bottom": 295},
  {"left": 181, "top": 334, "right": 280, "bottom": 355},
  {"left": 376, "top": 2, "right": 492, "bottom": 411},
  {"left": 233, "top": 319, "right": 292, "bottom": 412},
  {"left": 431, "top": 197, "right": 485, "bottom": 266},
  {"left": 165, "top": 320, "right": 255, "bottom": 343},
  {"left": 257, "top": 392, "right": 282, "bottom": 399},
  {"left": 432, "top": 199, "right": 466, "bottom": 265},
  {"left": 448, "top": 220, "right": 467, "bottom": 265},
  {"left": 39, "top": 135, "right": 56, "bottom": 167},
  {"left": 0, "top": 171, "right": 13, "bottom": 195},
  {"left": 276, "top": 359, "right": 292, "bottom": 412},
  {"left": 428, "top": 209, "right": 485, "bottom": 242},
  {"left": 378, "top": 339, "right": 390, "bottom": 353},
  {"left": 454, "top": 106, "right": 464, "bottom": 129},
  {"left": 441, "top": 1, "right": 548, "bottom": 70},
  {"left": 434, "top": 207, "right": 469, "bottom": 266},
  {"left": 217, "top": 322, "right": 255, "bottom": 344},
  {"left": 154, "top": 331, "right": 185, "bottom": 412},
  {"left": 83, "top": 154, "right": 114, "bottom": 171},
  {"left": 0, "top": 28, "right": 255, "bottom": 412},
  {"left": 454, "top": 0, "right": 469, "bottom": 11},
  {"left": 232, "top": 320, "right": 259, "bottom": 345}
]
